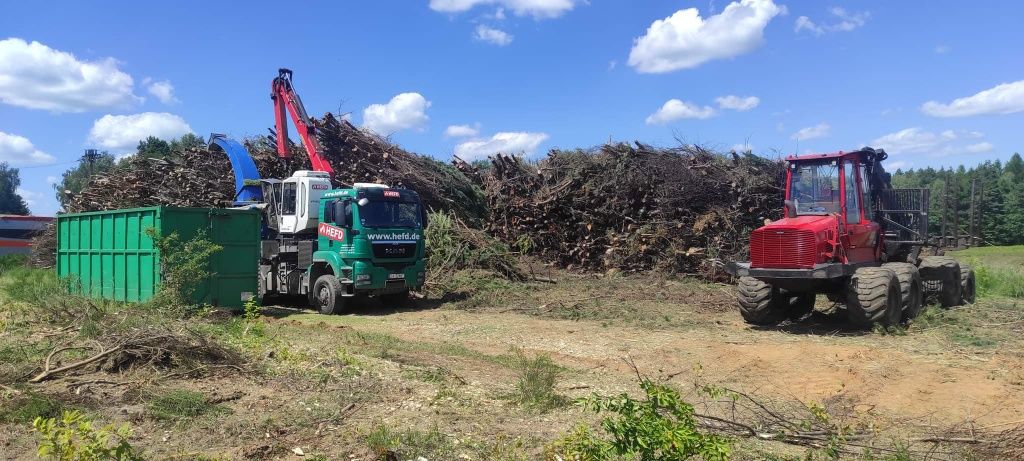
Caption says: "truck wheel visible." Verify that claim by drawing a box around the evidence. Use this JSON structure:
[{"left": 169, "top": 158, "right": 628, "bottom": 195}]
[
  {"left": 882, "top": 262, "right": 923, "bottom": 322},
  {"left": 919, "top": 256, "right": 962, "bottom": 308},
  {"left": 737, "top": 277, "right": 786, "bottom": 325},
  {"left": 313, "top": 275, "right": 347, "bottom": 315},
  {"left": 960, "top": 264, "right": 976, "bottom": 304},
  {"left": 846, "top": 267, "right": 901, "bottom": 328}
]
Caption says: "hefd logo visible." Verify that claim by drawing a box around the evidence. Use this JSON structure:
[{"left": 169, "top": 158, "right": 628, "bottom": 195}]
[
  {"left": 318, "top": 223, "right": 345, "bottom": 242},
  {"left": 383, "top": 190, "right": 400, "bottom": 198}
]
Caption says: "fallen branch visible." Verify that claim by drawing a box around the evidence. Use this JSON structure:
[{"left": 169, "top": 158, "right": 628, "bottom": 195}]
[{"left": 30, "top": 345, "right": 123, "bottom": 383}]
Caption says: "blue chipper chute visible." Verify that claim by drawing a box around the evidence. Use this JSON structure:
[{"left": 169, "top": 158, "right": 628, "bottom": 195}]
[{"left": 208, "top": 133, "right": 263, "bottom": 205}]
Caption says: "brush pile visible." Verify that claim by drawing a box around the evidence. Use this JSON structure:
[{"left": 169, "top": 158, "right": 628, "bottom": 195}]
[
  {"left": 458, "top": 143, "right": 784, "bottom": 275},
  {"left": 62, "top": 113, "right": 486, "bottom": 223}
]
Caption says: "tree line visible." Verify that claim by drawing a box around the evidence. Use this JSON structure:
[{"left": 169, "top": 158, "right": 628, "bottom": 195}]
[{"left": 891, "top": 152, "right": 1024, "bottom": 246}]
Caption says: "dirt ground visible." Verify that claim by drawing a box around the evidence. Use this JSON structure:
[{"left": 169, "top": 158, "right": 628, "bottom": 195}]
[{"left": 3, "top": 263, "right": 1024, "bottom": 460}]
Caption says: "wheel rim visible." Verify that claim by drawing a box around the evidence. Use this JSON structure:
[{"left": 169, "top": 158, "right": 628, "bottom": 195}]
[{"left": 317, "top": 286, "right": 331, "bottom": 310}]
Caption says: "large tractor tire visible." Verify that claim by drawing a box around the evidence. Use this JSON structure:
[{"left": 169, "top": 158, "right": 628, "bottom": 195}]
[
  {"left": 882, "top": 262, "right": 923, "bottom": 322},
  {"left": 313, "top": 274, "right": 348, "bottom": 315},
  {"left": 960, "top": 263, "right": 977, "bottom": 304},
  {"left": 919, "top": 256, "right": 962, "bottom": 308},
  {"left": 845, "top": 267, "right": 902, "bottom": 328},
  {"left": 736, "top": 277, "right": 811, "bottom": 325}
]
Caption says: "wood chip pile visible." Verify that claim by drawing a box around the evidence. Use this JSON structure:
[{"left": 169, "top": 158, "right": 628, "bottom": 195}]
[{"left": 457, "top": 142, "right": 785, "bottom": 275}]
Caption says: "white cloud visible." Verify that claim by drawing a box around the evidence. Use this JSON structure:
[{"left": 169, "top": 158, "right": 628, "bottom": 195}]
[
  {"left": 0, "top": 132, "right": 57, "bottom": 166},
  {"left": 87, "top": 112, "right": 193, "bottom": 152},
  {"left": 444, "top": 124, "right": 481, "bottom": 138},
  {"left": 791, "top": 123, "right": 831, "bottom": 141},
  {"left": 628, "top": 0, "right": 784, "bottom": 73},
  {"left": 145, "top": 79, "right": 179, "bottom": 104},
  {"left": 645, "top": 99, "right": 716, "bottom": 125},
  {"left": 429, "top": 0, "right": 578, "bottom": 19},
  {"left": 731, "top": 143, "right": 755, "bottom": 152},
  {"left": 46, "top": 176, "right": 59, "bottom": 186},
  {"left": 0, "top": 38, "right": 141, "bottom": 112},
  {"left": 15, "top": 187, "right": 42, "bottom": 208},
  {"left": 474, "top": 24, "right": 514, "bottom": 46},
  {"left": 921, "top": 80, "right": 1024, "bottom": 117},
  {"left": 872, "top": 128, "right": 994, "bottom": 157},
  {"left": 454, "top": 131, "right": 549, "bottom": 160},
  {"left": 934, "top": 45, "right": 950, "bottom": 54},
  {"left": 795, "top": 7, "right": 869, "bottom": 36},
  {"left": 362, "top": 93, "right": 431, "bottom": 134},
  {"left": 715, "top": 95, "right": 760, "bottom": 111},
  {"left": 886, "top": 160, "right": 910, "bottom": 170}
]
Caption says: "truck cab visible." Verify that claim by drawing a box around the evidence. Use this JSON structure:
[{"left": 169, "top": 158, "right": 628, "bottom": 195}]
[{"left": 258, "top": 175, "right": 427, "bottom": 314}]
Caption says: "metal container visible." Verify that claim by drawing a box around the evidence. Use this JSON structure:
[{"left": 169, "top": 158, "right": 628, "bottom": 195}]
[{"left": 57, "top": 207, "right": 259, "bottom": 309}]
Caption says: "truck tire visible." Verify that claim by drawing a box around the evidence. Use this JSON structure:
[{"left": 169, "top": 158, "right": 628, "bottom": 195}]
[
  {"left": 919, "top": 256, "right": 962, "bottom": 308},
  {"left": 845, "top": 267, "right": 901, "bottom": 328},
  {"left": 960, "top": 263, "right": 976, "bottom": 304},
  {"left": 312, "top": 275, "right": 347, "bottom": 315},
  {"left": 882, "top": 262, "right": 923, "bottom": 322},
  {"left": 737, "top": 277, "right": 787, "bottom": 325}
]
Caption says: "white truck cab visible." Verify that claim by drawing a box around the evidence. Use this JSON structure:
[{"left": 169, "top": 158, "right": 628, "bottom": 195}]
[{"left": 272, "top": 170, "right": 332, "bottom": 234}]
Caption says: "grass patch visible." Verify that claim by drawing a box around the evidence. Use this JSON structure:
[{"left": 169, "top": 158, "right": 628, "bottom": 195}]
[
  {"left": 954, "top": 246, "right": 1024, "bottom": 299},
  {"left": 147, "top": 389, "right": 224, "bottom": 422},
  {"left": 0, "top": 393, "right": 65, "bottom": 424},
  {"left": 365, "top": 424, "right": 527, "bottom": 461},
  {"left": 507, "top": 349, "right": 568, "bottom": 412}
]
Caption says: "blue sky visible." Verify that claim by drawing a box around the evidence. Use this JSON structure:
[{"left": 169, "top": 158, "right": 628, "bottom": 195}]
[{"left": 2, "top": 0, "right": 1023, "bottom": 216}]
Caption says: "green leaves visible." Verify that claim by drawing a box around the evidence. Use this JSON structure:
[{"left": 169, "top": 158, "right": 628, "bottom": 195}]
[
  {"left": 552, "top": 378, "right": 731, "bottom": 461},
  {"left": 33, "top": 410, "right": 143, "bottom": 460}
]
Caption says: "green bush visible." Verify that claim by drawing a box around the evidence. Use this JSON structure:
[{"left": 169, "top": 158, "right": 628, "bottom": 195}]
[
  {"left": 548, "top": 379, "right": 731, "bottom": 461},
  {"left": 144, "top": 229, "right": 223, "bottom": 312},
  {"left": 508, "top": 350, "right": 567, "bottom": 412},
  {"left": 33, "top": 410, "right": 143, "bottom": 460}
]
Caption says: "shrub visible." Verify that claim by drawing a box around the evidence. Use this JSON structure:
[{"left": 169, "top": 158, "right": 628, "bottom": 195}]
[
  {"left": 33, "top": 410, "right": 143, "bottom": 460},
  {"left": 547, "top": 379, "right": 731, "bottom": 461},
  {"left": 972, "top": 262, "right": 1024, "bottom": 299},
  {"left": 508, "top": 349, "right": 567, "bottom": 412},
  {"left": 144, "top": 229, "right": 223, "bottom": 312}
]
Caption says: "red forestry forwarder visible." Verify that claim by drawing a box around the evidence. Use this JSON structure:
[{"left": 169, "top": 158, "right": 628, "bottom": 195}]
[{"left": 725, "top": 147, "right": 975, "bottom": 328}]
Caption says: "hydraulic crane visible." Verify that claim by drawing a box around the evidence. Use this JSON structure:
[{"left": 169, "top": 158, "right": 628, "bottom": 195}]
[{"left": 271, "top": 68, "right": 335, "bottom": 178}]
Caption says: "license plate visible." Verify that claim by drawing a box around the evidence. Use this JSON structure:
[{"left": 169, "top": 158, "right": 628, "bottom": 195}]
[{"left": 388, "top": 273, "right": 405, "bottom": 280}]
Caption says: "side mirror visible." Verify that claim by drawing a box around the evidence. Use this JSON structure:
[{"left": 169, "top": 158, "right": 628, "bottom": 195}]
[{"left": 334, "top": 201, "right": 348, "bottom": 227}]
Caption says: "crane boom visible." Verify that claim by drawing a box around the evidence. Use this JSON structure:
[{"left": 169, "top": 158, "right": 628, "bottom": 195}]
[{"left": 271, "top": 68, "right": 334, "bottom": 178}]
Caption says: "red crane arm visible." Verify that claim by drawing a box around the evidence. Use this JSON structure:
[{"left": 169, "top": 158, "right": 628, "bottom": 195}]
[{"left": 271, "top": 68, "right": 335, "bottom": 178}]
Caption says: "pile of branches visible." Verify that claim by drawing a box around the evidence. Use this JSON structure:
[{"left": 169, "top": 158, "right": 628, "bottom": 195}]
[
  {"left": 248, "top": 113, "right": 487, "bottom": 223},
  {"left": 66, "top": 151, "right": 237, "bottom": 212},
  {"left": 63, "top": 114, "right": 485, "bottom": 222},
  {"left": 29, "top": 325, "right": 244, "bottom": 384},
  {"left": 460, "top": 142, "right": 784, "bottom": 274}
]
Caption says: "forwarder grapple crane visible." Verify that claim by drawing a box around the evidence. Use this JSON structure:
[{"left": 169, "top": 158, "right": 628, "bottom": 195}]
[
  {"left": 271, "top": 68, "right": 334, "bottom": 178},
  {"left": 725, "top": 147, "right": 976, "bottom": 328}
]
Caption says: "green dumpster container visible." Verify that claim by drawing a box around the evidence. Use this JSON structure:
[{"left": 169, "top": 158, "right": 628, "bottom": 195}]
[{"left": 56, "top": 207, "right": 260, "bottom": 309}]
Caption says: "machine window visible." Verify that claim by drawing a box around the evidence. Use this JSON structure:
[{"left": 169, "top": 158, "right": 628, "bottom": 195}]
[
  {"left": 281, "top": 182, "right": 297, "bottom": 215},
  {"left": 789, "top": 162, "right": 840, "bottom": 215},
  {"left": 859, "top": 163, "right": 873, "bottom": 221},
  {"left": 359, "top": 201, "right": 422, "bottom": 228},
  {"left": 844, "top": 162, "right": 861, "bottom": 224}
]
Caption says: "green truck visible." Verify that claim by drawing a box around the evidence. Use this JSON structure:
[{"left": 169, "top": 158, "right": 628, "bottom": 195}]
[
  {"left": 56, "top": 175, "right": 428, "bottom": 314},
  {"left": 258, "top": 173, "right": 427, "bottom": 314}
]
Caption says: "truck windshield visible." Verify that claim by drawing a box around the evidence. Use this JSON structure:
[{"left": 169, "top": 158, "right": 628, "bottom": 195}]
[
  {"left": 789, "top": 162, "right": 841, "bottom": 215},
  {"left": 358, "top": 200, "right": 422, "bottom": 228}
]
